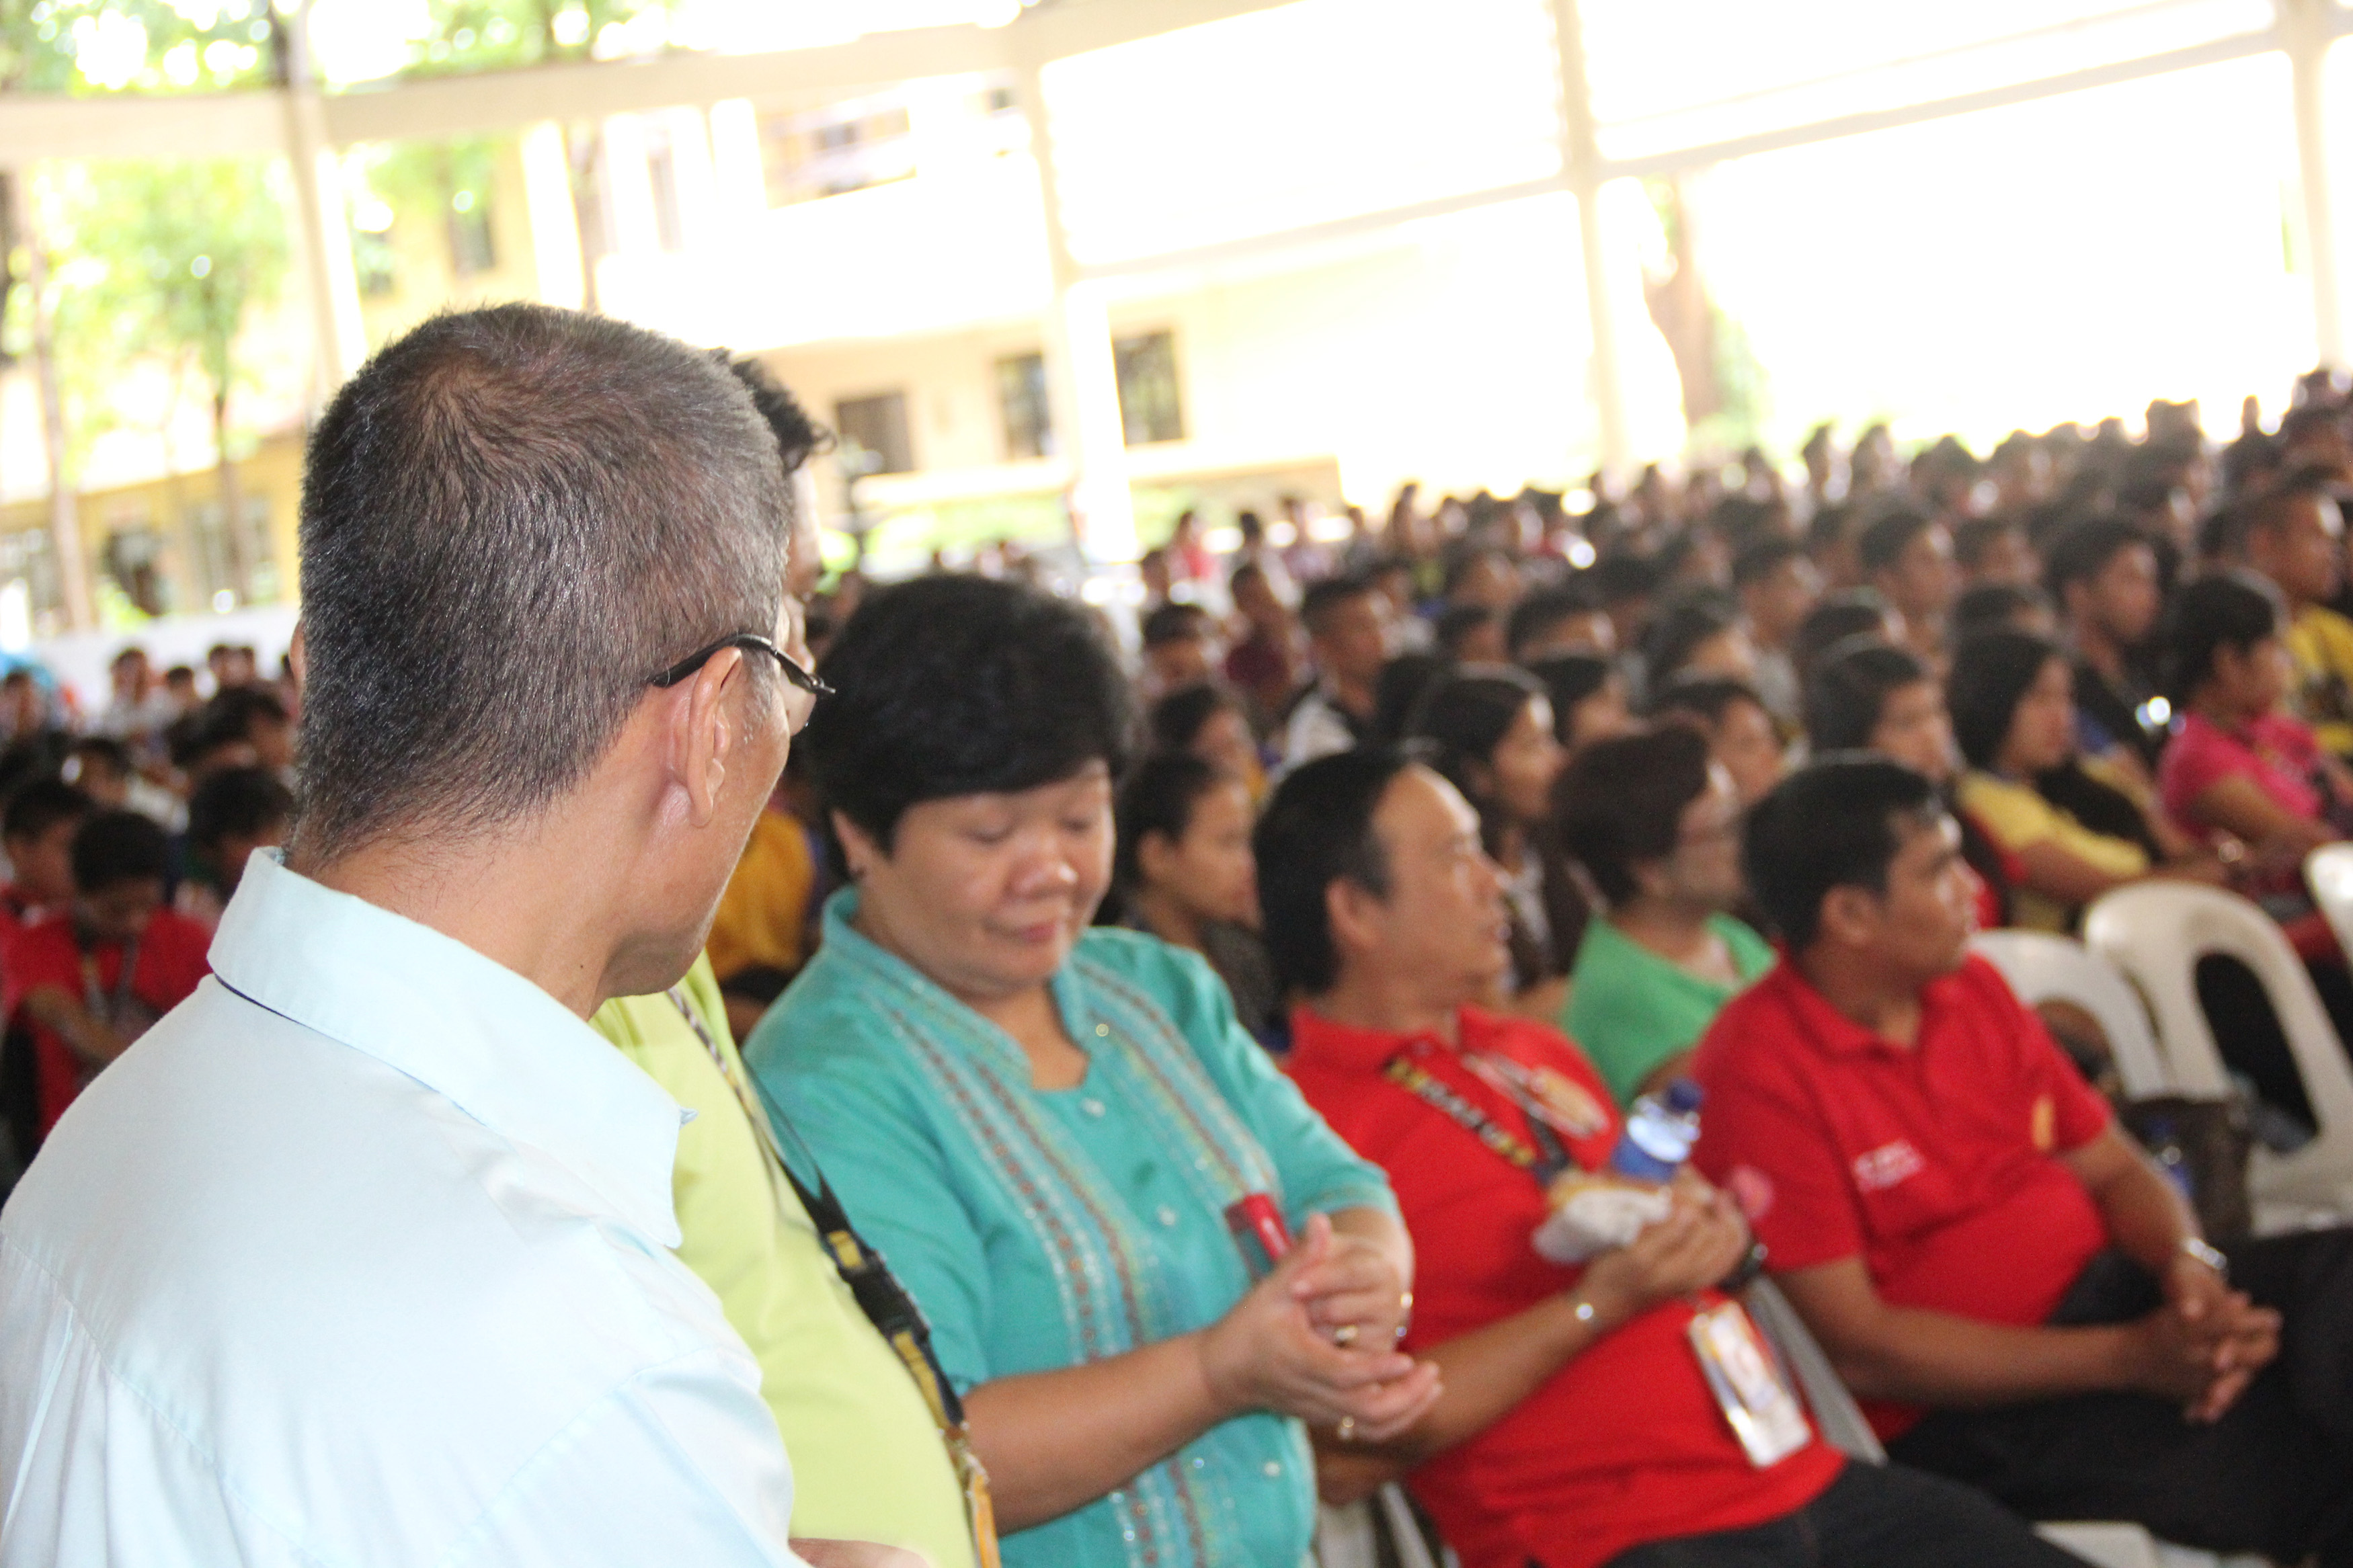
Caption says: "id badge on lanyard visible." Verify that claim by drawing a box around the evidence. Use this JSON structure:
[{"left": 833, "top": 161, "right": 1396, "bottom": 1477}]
[{"left": 1686, "top": 1300, "right": 1812, "bottom": 1469}]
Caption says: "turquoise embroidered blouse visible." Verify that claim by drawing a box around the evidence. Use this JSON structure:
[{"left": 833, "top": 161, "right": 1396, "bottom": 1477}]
[{"left": 744, "top": 891, "right": 1397, "bottom": 1568}]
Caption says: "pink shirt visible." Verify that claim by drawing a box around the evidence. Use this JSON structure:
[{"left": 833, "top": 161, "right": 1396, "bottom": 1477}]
[{"left": 2159, "top": 708, "right": 2322, "bottom": 838}]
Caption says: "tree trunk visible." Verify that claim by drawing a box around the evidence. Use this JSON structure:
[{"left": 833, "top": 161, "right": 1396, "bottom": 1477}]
[
  {"left": 11, "top": 173, "right": 94, "bottom": 634},
  {"left": 213, "top": 390, "right": 246, "bottom": 606}
]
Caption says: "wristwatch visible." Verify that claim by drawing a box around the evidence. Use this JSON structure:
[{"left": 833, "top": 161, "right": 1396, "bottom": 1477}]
[
  {"left": 1718, "top": 1238, "right": 1769, "bottom": 1294},
  {"left": 2178, "top": 1236, "right": 2229, "bottom": 1281}
]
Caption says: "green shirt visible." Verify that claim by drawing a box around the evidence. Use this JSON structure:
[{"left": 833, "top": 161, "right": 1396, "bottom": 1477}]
[
  {"left": 747, "top": 891, "right": 1396, "bottom": 1568},
  {"left": 1562, "top": 913, "right": 1778, "bottom": 1106},
  {"left": 592, "top": 956, "right": 976, "bottom": 1568}
]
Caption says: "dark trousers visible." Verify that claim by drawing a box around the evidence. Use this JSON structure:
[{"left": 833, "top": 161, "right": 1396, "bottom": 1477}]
[
  {"left": 1593, "top": 1459, "right": 2084, "bottom": 1568},
  {"left": 1886, "top": 1228, "right": 2353, "bottom": 1567}
]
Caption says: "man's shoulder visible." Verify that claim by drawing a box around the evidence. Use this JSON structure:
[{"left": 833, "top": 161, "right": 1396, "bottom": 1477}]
[{"left": 1689, "top": 964, "right": 1812, "bottom": 1079}]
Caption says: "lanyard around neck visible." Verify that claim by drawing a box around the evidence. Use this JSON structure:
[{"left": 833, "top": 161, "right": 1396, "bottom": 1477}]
[{"left": 1382, "top": 1045, "right": 1573, "bottom": 1187}]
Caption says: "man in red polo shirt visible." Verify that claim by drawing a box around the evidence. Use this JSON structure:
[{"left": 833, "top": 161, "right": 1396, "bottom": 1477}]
[
  {"left": 1693, "top": 755, "right": 2353, "bottom": 1563},
  {"left": 1259, "top": 746, "right": 2077, "bottom": 1568}
]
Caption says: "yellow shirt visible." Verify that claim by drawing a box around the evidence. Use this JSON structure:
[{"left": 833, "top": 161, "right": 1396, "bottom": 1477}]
[
  {"left": 1959, "top": 772, "right": 2149, "bottom": 932},
  {"left": 592, "top": 958, "right": 975, "bottom": 1568},
  {"left": 2285, "top": 604, "right": 2353, "bottom": 758},
  {"left": 707, "top": 809, "right": 820, "bottom": 984}
]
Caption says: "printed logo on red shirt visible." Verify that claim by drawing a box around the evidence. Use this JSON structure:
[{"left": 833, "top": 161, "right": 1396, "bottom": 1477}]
[
  {"left": 1851, "top": 1139, "right": 1925, "bottom": 1192},
  {"left": 1722, "top": 1164, "right": 1774, "bottom": 1222}
]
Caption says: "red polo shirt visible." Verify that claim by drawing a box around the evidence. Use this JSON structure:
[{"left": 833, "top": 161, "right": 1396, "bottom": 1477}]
[
  {"left": 5, "top": 909, "right": 212, "bottom": 1141},
  {"left": 1287, "top": 1005, "right": 1841, "bottom": 1568},
  {"left": 1687, "top": 954, "right": 2112, "bottom": 1438}
]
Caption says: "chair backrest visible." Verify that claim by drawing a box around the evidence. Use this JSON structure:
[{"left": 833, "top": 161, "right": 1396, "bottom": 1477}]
[
  {"left": 2083, "top": 880, "right": 2353, "bottom": 1210},
  {"left": 1968, "top": 930, "right": 2171, "bottom": 1098},
  {"left": 1742, "top": 1278, "right": 1885, "bottom": 1464},
  {"left": 2305, "top": 844, "right": 2353, "bottom": 968}
]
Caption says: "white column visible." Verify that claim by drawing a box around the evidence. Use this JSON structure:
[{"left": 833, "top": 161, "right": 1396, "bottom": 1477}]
[
  {"left": 519, "top": 122, "right": 588, "bottom": 308},
  {"left": 600, "top": 114, "right": 659, "bottom": 257},
  {"left": 281, "top": 1, "right": 367, "bottom": 398},
  {"left": 1550, "top": 0, "right": 1632, "bottom": 480},
  {"left": 2282, "top": 0, "right": 2345, "bottom": 368},
  {"left": 707, "top": 100, "right": 770, "bottom": 227},
  {"left": 1014, "top": 60, "right": 1138, "bottom": 565}
]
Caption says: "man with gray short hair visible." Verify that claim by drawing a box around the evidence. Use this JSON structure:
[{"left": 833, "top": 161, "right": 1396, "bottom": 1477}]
[{"left": 0, "top": 306, "right": 910, "bottom": 1567}]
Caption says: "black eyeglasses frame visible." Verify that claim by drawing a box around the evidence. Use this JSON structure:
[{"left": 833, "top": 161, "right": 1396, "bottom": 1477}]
[{"left": 647, "top": 633, "right": 833, "bottom": 699}]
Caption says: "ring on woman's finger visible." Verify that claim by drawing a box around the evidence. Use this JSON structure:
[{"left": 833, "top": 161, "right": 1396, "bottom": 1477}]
[
  {"left": 1332, "top": 1323, "right": 1359, "bottom": 1348},
  {"left": 1337, "top": 1416, "right": 1357, "bottom": 1442}
]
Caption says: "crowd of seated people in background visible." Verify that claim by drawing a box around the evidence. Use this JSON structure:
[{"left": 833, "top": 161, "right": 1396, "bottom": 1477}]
[{"left": 11, "top": 343, "right": 2353, "bottom": 1568}]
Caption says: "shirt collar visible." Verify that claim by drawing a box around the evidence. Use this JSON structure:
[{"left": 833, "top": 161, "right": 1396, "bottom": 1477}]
[
  {"left": 1759, "top": 952, "right": 1950, "bottom": 1058},
  {"left": 1288, "top": 1002, "right": 1484, "bottom": 1075},
  {"left": 209, "top": 852, "right": 684, "bottom": 1246},
  {"left": 817, "top": 885, "right": 1097, "bottom": 1059}
]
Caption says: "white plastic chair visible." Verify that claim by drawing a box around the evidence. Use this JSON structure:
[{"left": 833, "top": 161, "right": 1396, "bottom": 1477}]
[
  {"left": 2084, "top": 881, "right": 2353, "bottom": 1230},
  {"left": 2303, "top": 843, "right": 2353, "bottom": 970},
  {"left": 1969, "top": 931, "right": 2173, "bottom": 1098}
]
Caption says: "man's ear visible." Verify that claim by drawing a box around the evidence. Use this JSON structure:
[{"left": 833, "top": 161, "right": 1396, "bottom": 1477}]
[
  {"left": 1815, "top": 884, "right": 1880, "bottom": 951},
  {"left": 668, "top": 647, "right": 746, "bottom": 829},
  {"left": 1325, "top": 876, "right": 1386, "bottom": 963}
]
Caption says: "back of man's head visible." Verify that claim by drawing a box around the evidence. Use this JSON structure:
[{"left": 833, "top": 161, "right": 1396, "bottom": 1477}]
[
  {"left": 1300, "top": 575, "right": 1375, "bottom": 641},
  {"left": 71, "top": 809, "right": 171, "bottom": 897},
  {"left": 3, "top": 778, "right": 91, "bottom": 848},
  {"left": 1254, "top": 746, "right": 1414, "bottom": 995},
  {"left": 296, "top": 304, "right": 788, "bottom": 862},
  {"left": 1743, "top": 755, "right": 1940, "bottom": 952}
]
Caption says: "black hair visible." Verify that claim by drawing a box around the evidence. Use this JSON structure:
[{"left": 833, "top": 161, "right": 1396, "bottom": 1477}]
[
  {"left": 2042, "top": 515, "right": 2153, "bottom": 600},
  {"left": 804, "top": 574, "right": 1134, "bottom": 850},
  {"left": 1441, "top": 546, "right": 1517, "bottom": 602},
  {"left": 1525, "top": 653, "right": 1616, "bottom": 745},
  {"left": 1141, "top": 600, "right": 1213, "bottom": 649},
  {"left": 1300, "top": 574, "right": 1378, "bottom": 638},
  {"left": 1743, "top": 756, "right": 1942, "bottom": 949},
  {"left": 1147, "top": 682, "right": 1242, "bottom": 754},
  {"left": 1113, "top": 751, "right": 1228, "bottom": 895},
  {"left": 188, "top": 765, "right": 296, "bottom": 852},
  {"left": 70, "top": 809, "right": 171, "bottom": 894},
  {"left": 721, "top": 352, "right": 830, "bottom": 481},
  {"left": 1434, "top": 603, "right": 1499, "bottom": 659},
  {"left": 1641, "top": 588, "right": 1743, "bottom": 688},
  {"left": 1857, "top": 507, "right": 1938, "bottom": 574},
  {"left": 1951, "top": 582, "right": 2048, "bottom": 640},
  {"left": 1731, "top": 536, "right": 1806, "bottom": 589},
  {"left": 1581, "top": 554, "right": 1660, "bottom": 608},
  {"left": 1554, "top": 725, "right": 1713, "bottom": 905},
  {"left": 1794, "top": 589, "right": 1891, "bottom": 676},
  {"left": 2, "top": 778, "right": 91, "bottom": 844},
  {"left": 1947, "top": 629, "right": 2067, "bottom": 772},
  {"left": 1804, "top": 638, "right": 1927, "bottom": 753},
  {"left": 1372, "top": 653, "right": 1453, "bottom": 745},
  {"left": 2232, "top": 464, "right": 2340, "bottom": 552},
  {"left": 67, "top": 736, "right": 131, "bottom": 777},
  {"left": 1406, "top": 666, "right": 1548, "bottom": 854},
  {"left": 2161, "top": 569, "right": 2284, "bottom": 703},
  {"left": 1648, "top": 673, "right": 1766, "bottom": 728},
  {"left": 296, "top": 304, "right": 787, "bottom": 860},
  {"left": 1951, "top": 515, "right": 2024, "bottom": 571},
  {"left": 1253, "top": 746, "right": 1414, "bottom": 995},
  {"left": 1507, "top": 583, "right": 1601, "bottom": 660},
  {"left": 1806, "top": 503, "right": 1856, "bottom": 556}
]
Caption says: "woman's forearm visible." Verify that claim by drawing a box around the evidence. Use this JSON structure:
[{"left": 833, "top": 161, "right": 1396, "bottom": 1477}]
[{"left": 963, "top": 1334, "right": 1230, "bottom": 1531}]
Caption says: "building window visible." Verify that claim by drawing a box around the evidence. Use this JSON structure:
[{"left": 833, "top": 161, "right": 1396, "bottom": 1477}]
[
  {"left": 834, "top": 393, "right": 914, "bottom": 476},
  {"left": 1114, "top": 331, "right": 1184, "bottom": 446},
  {"left": 996, "top": 353, "right": 1053, "bottom": 460},
  {"left": 758, "top": 100, "right": 916, "bottom": 207},
  {"left": 447, "top": 187, "right": 495, "bottom": 278}
]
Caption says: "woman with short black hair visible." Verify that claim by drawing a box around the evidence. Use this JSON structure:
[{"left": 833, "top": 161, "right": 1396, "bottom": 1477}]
[
  {"left": 1109, "top": 753, "right": 1281, "bottom": 1048},
  {"left": 746, "top": 575, "right": 1431, "bottom": 1568}
]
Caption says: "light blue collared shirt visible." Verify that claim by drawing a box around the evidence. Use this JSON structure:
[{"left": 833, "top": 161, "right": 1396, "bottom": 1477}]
[{"left": 0, "top": 853, "right": 809, "bottom": 1568}]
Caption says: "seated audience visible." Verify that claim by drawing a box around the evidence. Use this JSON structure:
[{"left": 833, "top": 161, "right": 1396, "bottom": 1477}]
[
  {"left": 177, "top": 765, "right": 294, "bottom": 927},
  {"left": 4, "top": 810, "right": 210, "bottom": 1151},
  {"left": 1695, "top": 757, "right": 2353, "bottom": 1565},
  {"left": 1949, "top": 630, "right": 2219, "bottom": 930},
  {"left": 2045, "top": 517, "right": 2168, "bottom": 774},
  {"left": 0, "top": 778, "right": 91, "bottom": 943},
  {"left": 1647, "top": 675, "right": 1786, "bottom": 806},
  {"left": 1283, "top": 573, "right": 1396, "bottom": 772},
  {"left": 1950, "top": 583, "right": 2054, "bottom": 641},
  {"left": 1858, "top": 510, "right": 1957, "bottom": 665},
  {"left": 1140, "top": 600, "right": 1222, "bottom": 700},
  {"left": 1149, "top": 680, "right": 1269, "bottom": 801},
  {"left": 1527, "top": 652, "right": 1634, "bottom": 754},
  {"left": 1112, "top": 751, "right": 1282, "bottom": 1046},
  {"left": 1265, "top": 747, "right": 2077, "bottom": 1568},
  {"left": 2158, "top": 569, "right": 2353, "bottom": 867},
  {"left": 748, "top": 575, "right": 1433, "bottom": 1568},
  {"left": 1509, "top": 582, "right": 1615, "bottom": 663},
  {"left": 1640, "top": 589, "right": 1755, "bottom": 700},
  {"left": 1732, "top": 538, "right": 1822, "bottom": 723},
  {"left": 2228, "top": 467, "right": 2353, "bottom": 755},
  {"left": 1805, "top": 638, "right": 2013, "bottom": 927},
  {"left": 1556, "top": 727, "right": 1776, "bottom": 1104},
  {"left": 1410, "top": 667, "right": 1572, "bottom": 1004},
  {"left": 1225, "top": 561, "right": 1301, "bottom": 731},
  {"left": 1953, "top": 516, "right": 2038, "bottom": 589}
]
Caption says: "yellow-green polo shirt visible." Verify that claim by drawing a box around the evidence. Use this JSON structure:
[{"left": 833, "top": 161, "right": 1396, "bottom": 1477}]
[{"left": 592, "top": 958, "right": 976, "bottom": 1568}]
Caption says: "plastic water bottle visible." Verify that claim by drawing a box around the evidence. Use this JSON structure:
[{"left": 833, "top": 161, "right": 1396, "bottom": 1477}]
[{"left": 1608, "top": 1078, "right": 1706, "bottom": 1183}]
